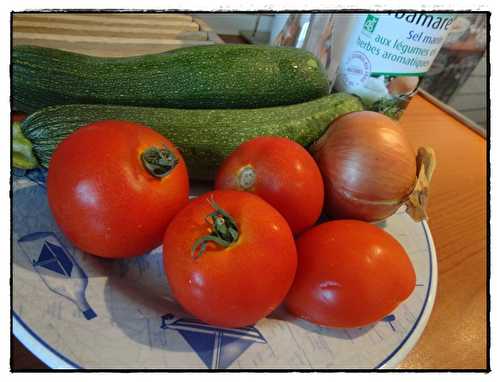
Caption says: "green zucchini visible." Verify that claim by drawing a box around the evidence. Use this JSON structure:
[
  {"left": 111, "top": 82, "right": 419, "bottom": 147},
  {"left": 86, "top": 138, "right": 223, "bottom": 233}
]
[
  {"left": 13, "top": 44, "right": 330, "bottom": 114},
  {"left": 21, "top": 93, "right": 363, "bottom": 179}
]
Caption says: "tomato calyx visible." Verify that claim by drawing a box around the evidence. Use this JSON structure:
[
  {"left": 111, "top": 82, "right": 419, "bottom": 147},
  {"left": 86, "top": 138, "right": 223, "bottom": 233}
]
[
  {"left": 191, "top": 196, "right": 240, "bottom": 259},
  {"left": 141, "top": 145, "right": 178, "bottom": 178}
]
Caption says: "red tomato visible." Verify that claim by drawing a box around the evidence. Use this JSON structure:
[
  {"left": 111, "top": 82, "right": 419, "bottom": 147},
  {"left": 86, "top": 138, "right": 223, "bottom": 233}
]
[
  {"left": 285, "top": 220, "right": 416, "bottom": 328},
  {"left": 215, "top": 136, "right": 324, "bottom": 235},
  {"left": 163, "top": 190, "right": 297, "bottom": 328},
  {"left": 12, "top": 112, "right": 27, "bottom": 122},
  {"left": 47, "top": 120, "right": 189, "bottom": 258}
]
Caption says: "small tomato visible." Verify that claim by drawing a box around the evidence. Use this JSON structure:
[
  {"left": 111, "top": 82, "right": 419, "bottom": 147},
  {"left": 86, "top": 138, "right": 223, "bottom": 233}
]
[
  {"left": 285, "top": 220, "right": 416, "bottom": 328},
  {"left": 215, "top": 136, "right": 324, "bottom": 235}
]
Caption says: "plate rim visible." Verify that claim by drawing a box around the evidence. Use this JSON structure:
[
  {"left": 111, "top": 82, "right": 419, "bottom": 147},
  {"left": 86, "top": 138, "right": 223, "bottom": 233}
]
[
  {"left": 378, "top": 219, "right": 438, "bottom": 369},
  {"left": 12, "top": 220, "right": 438, "bottom": 370},
  {"left": 13, "top": 311, "right": 81, "bottom": 369}
]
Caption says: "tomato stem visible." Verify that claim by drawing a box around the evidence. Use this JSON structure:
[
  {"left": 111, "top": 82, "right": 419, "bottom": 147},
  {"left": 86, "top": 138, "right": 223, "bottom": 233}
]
[
  {"left": 192, "top": 196, "right": 239, "bottom": 259},
  {"left": 141, "top": 145, "right": 178, "bottom": 178}
]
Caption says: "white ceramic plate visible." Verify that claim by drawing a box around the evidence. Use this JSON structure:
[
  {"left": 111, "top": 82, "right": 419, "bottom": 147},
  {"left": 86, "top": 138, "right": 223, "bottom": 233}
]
[{"left": 12, "top": 168, "right": 437, "bottom": 370}]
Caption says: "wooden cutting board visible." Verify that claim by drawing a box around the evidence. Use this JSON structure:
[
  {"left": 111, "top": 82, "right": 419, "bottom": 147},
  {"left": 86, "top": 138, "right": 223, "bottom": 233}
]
[{"left": 12, "top": 12, "right": 224, "bottom": 57}]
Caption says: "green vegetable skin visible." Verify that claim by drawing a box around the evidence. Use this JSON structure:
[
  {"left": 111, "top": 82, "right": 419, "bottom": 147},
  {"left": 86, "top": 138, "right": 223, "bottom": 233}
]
[
  {"left": 12, "top": 121, "right": 38, "bottom": 169},
  {"left": 13, "top": 44, "right": 330, "bottom": 113},
  {"left": 21, "top": 93, "right": 363, "bottom": 179}
]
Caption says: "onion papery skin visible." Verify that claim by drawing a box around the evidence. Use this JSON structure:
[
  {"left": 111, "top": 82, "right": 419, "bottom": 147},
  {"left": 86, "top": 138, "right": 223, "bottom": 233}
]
[{"left": 311, "top": 111, "right": 417, "bottom": 222}]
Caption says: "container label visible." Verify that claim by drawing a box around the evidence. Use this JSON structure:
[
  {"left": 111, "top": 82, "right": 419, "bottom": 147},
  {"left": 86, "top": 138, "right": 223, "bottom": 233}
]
[{"left": 334, "top": 13, "right": 454, "bottom": 118}]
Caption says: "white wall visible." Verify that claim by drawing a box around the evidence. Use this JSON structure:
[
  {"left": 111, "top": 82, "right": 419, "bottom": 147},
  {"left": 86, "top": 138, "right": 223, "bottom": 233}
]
[
  {"left": 193, "top": 14, "right": 273, "bottom": 35},
  {"left": 448, "top": 55, "right": 487, "bottom": 128}
]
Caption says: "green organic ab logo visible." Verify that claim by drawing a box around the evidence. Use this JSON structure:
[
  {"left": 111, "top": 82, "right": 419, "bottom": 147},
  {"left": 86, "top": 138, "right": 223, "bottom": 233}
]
[{"left": 363, "top": 14, "right": 379, "bottom": 33}]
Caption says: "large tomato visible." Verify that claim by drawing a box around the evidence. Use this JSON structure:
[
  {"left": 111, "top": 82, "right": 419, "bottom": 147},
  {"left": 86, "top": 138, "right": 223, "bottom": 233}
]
[
  {"left": 47, "top": 120, "right": 189, "bottom": 258},
  {"left": 215, "top": 136, "right": 324, "bottom": 235},
  {"left": 163, "top": 190, "right": 297, "bottom": 328},
  {"left": 285, "top": 220, "right": 416, "bottom": 328}
]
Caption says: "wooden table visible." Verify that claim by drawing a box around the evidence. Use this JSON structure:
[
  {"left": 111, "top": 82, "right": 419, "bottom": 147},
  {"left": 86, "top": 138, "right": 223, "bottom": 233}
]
[{"left": 396, "top": 94, "right": 488, "bottom": 370}]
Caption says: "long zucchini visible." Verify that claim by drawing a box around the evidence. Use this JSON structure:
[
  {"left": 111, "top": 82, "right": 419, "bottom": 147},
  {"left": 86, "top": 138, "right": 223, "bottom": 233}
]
[
  {"left": 13, "top": 44, "right": 330, "bottom": 114},
  {"left": 21, "top": 93, "right": 363, "bottom": 179}
]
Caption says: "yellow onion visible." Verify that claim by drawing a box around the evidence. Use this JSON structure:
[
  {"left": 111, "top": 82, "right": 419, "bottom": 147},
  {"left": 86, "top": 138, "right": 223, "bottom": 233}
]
[{"left": 311, "top": 111, "right": 432, "bottom": 222}]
